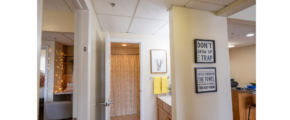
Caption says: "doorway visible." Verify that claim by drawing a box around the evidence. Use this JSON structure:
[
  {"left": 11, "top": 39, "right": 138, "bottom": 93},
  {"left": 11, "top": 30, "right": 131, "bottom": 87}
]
[
  {"left": 39, "top": 46, "right": 48, "bottom": 120},
  {"left": 110, "top": 42, "right": 140, "bottom": 120},
  {"left": 41, "top": 31, "right": 75, "bottom": 120}
]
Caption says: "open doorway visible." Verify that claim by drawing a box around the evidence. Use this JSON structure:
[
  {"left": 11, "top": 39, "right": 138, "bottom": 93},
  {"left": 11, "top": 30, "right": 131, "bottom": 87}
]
[
  {"left": 110, "top": 42, "right": 140, "bottom": 120},
  {"left": 41, "top": 31, "right": 74, "bottom": 120}
]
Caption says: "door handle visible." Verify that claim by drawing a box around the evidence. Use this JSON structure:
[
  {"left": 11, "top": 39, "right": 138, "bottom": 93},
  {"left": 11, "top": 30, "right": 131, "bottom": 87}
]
[
  {"left": 101, "top": 101, "right": 114, "bottom": 107},
  {"left": 101, "top": 102, "right": 107, "bottom": 106},
  {"left": 107, "top": 101, "right": 114, "bottom": 106}
]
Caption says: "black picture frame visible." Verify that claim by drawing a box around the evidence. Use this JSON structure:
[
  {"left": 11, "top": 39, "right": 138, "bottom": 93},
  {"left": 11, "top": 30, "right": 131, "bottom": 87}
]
[
  {"left": 194, "top": 39, "right": 216, "bottom": 63},
  {"left": 195, "top": 67, "right": 217, "bottom": 93}
]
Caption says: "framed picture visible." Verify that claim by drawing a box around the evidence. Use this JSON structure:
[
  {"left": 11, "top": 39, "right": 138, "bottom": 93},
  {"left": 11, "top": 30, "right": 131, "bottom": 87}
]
[
  {"left": 150, "top": 49, "right": 167, "bottom": 74},
  {"left": 194, "top": 39, "right": 216, "bottom": 63},
  {"left": 195, "top": 67, "right": 217, "bottom": 93}
]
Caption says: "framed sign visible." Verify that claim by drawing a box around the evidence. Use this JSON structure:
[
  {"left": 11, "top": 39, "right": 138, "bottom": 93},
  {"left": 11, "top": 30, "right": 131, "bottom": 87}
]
[
  {"left": 151, "top": 49, "right": 167, "bottom": 74},
  {"left": 194, "top": 39, "right": 216, "bottom": 63},
  {"left": 195, "top": 67, "right": 217, "bottom": 93}
]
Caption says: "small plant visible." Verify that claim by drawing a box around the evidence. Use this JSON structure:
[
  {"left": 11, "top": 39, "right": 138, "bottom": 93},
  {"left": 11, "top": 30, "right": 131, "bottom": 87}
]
[{"left": 168, "top": 84, "right": 171, "bottom": 90}]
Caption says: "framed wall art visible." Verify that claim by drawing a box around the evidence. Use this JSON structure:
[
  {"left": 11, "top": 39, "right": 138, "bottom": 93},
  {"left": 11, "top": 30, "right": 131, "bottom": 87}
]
[
  {"left": 194, "top": 39, "right": 216, "bottom": 63},
  {"left": 195, "top": 67, "right": 217, "bottom": 93},
  {"left": 150, "top": 49, "right": 167, "bottom": 74}
]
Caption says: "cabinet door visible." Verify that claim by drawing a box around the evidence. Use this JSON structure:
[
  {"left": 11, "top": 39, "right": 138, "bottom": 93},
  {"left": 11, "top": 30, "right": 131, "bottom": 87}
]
[
  {"left": 162, "top": 102, "right": 172, "bottom": 116},
  {"left": 158, "top": 106, "right": 168, "bottom": 120},
  {"left": 166, "top": 115, "right": 172, "bottom": 120},
  {"left": 157, "top": 98, "right": 163, "bottom": 108}
]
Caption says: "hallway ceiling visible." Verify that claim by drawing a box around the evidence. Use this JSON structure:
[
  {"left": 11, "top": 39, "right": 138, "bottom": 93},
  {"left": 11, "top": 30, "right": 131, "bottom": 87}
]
[
  {"left": 42, "top": 0, "right": 255, "bottom": 47},
  {"left": 111, "top": 43, "right": 139, "bottom": 48},
  {"left": 42, "top": 31, "right": 74, "bottom": 46},
  {"left": 229, "top": 5, "right": 256, "bottom": 21},
  {"left": 92, "top": 0, "right": 238, "bottom": 35},
  {"left": 227, "top": 20, "right": 256, "bottom": 47},
  {"left": 43, "top": 0, "right": 75, "bottom": 13}
]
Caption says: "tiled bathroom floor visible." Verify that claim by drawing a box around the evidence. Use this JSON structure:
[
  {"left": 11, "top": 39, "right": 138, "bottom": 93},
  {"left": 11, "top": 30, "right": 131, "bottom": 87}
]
[{"left": 111, "top": 114, "right": 140, "bottom": 120}]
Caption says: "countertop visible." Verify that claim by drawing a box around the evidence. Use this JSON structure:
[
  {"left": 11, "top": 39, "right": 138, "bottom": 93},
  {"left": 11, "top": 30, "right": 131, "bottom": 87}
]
[
  {"left": 157, "top": 96, "right": 171, "bottom": 106},
  {"left": 54, "top": 91, "right": 73, "bottom": 95},
  {"left": 231, "top": 87, "right": 256, "bottom": 94}
]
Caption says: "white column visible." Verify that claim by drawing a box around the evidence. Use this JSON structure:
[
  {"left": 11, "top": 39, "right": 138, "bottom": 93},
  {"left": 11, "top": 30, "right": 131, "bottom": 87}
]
[{"left": 169, "top": 6, "right": 232, "bottom": 120}]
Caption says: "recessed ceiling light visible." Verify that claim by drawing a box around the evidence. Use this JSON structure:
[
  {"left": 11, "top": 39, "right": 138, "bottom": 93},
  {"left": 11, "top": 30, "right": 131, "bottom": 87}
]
[
  {"left": 122, "top": 44, "right": 127, "bottom": 46},
  {"left": 228, "top": 45, "right": 235, "bottom": 48},
  {"left": 246, "top": 33, "right": 255, "bottom": 37}
]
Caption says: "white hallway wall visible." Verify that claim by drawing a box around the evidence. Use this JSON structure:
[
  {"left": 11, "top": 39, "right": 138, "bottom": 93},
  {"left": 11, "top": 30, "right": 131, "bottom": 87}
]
[
  {"left": 169, "top": 6, "right": 232, "bottom": 120},
  {"left": 35, "top": 0, "right": 43, "bottom": 120},
  {"left": 108, "top": 32, "right": 171, "bottom": 120}
]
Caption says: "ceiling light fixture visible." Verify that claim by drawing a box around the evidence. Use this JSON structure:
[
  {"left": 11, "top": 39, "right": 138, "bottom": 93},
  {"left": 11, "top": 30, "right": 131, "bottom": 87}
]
[
  {"left": 228, "top": 45, "right": 235, "bottom": 48},
  {"left": 111, "top": 3, "right": 115, "bottom": 7},
  {"left": 122, "top": 44, "right": 127, "bottom": 46},
  {"left": 246, "top": 33, "right": 255, "bottom": 37}
]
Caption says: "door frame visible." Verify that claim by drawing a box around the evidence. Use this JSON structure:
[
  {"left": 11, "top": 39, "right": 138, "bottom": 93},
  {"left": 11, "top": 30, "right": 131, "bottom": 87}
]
[
  {"left": 38, "top": 0, "right": 91, "bottom": 119},
  {"left": 41, "top": 45, "right": 48, "bottom": 120},
  {"left": 110, "top": 38, "right": 144, "bottom": 120},
  {"left": 41, "top": 45, "right": 49, "bottom": 103},
  {"left": 71, "top": 2, "right": 90, "bottom": 120}
]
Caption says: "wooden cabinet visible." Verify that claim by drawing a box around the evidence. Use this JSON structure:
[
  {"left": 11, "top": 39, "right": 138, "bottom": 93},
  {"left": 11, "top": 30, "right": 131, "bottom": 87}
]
[
  {"left": 157, "top": 98, "right": 172, "bottom": 120},
  {"left": 232, "top": 90, "right": 256, "bottom": 120}
]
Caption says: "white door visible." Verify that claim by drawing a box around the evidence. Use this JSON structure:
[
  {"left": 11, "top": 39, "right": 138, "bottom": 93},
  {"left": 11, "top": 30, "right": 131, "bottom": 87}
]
[{"left": 101, "top": 31, "right": 113, "bottom": 120}]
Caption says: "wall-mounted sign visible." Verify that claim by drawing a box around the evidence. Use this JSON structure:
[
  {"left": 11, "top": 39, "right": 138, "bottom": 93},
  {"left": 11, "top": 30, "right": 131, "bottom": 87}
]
[
  {"left": 194, "top": 39, "right": 216, "bottom": 63},
  {"left": 195, "top": 67, "right": 217, "bottom": 93},
  {"left": 151, "top": 49, "right": 167, "bottom": 74}
]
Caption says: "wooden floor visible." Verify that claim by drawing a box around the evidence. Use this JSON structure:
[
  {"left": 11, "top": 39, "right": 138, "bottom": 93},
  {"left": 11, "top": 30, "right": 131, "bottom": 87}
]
[{"left": 111, "top": 114, "right": 140, "bottom": 120}]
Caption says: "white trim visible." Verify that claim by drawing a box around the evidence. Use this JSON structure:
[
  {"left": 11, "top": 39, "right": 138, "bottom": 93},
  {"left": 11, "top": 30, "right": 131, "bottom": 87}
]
[
  {"left": 110, "top": 38, "right": 144, "bottom": 120},
  {"left": 41, "top": 45, "right": 48, "bottom": 120},
  {"left": 71, "top": 0, "right": 90, "bottom": 119},
  {"left": 41, "top": 46, "right": 49, "bottom": 101},
  {"left": 41, "top": 41, "right": 55, "bottom": 120},
  {"left": 41, "top": 41, "right": 56, "bottom": 102},
  {"left": 74, "top": 9, "right": 90, "bottom": 120}
]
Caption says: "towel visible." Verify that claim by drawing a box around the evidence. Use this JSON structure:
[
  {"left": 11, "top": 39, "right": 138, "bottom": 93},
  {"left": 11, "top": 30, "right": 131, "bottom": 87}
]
[
  {"left": 161, "top": 76, "right": 168, "bottom": 93},
  {"left": 154, "top": 77, "right": 161, "bottom": 94}
]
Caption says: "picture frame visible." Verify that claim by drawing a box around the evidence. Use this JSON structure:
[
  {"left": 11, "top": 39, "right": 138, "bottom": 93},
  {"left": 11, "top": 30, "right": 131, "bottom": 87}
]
[
  {"left": 150, "top": 49, "right": 167, "bottom": 74},
  {"left": 195, "top": 67, "right": 217, "bottom": 93},
  {"left": 194, "top": 39, "right": 216, "bottom": 63}
]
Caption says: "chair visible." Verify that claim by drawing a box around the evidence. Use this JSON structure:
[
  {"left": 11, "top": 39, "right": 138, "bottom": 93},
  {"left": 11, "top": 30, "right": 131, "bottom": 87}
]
[
  {"left": 247, "top": 104, "right": 256, "bottom": 120},
  {"left": 45, "top": 101, "right": 72, "bottom": 120}
]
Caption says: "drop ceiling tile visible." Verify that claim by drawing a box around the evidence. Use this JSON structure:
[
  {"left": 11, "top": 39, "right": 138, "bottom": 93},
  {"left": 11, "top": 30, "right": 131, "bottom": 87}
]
[
  {"left": 186, "top": 1, "right": 225, "bottom": 12},
  {"left": 228, "top": 22, "right": 244, "bottom": 28},
  {"left": 199, "top": 0, "right": 237, "bottom": 6},
  {"left": 63, "top": 33, "right": 74, "bottom": 41},
  {"left": 168, "top": 0, "right": 191, "bottom": 6},
  {"left": 64, "top": 0, "right": 75, "bottom": 12},
  {"left": 155, "top": 22, "right": 169, "bottom": 36},
  {"left": 92, "top": 0, "right": 138, "bottom": 16},
  {"left": 129, "top": 18, "right": 167, "bottom": 34},
  {"left": 238, "top": 25, "right": 256, "bottom": 31},
  {"left": 228, "top": 28, "right": 254, "bottom": 38},
  {"left": 135, "top": 0, "right": 168, "bottom": 20},
  {"left": 43, "top": 0, "right": 72, "bottom": 12},
  {"left": 42, "top": 32, "right": 74, "bottom": 46},
  {"left": 228, "top": 31, "right": 256, "bottom": 46},
  {"left": 98, "top": 14, "right": 132, "bottom": 32},
  {"left": 42, "top": 32, "right": 69, "bottom": 41}
]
